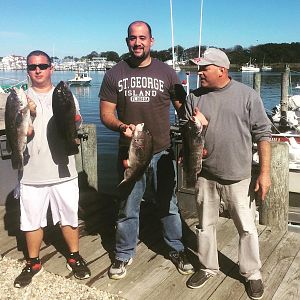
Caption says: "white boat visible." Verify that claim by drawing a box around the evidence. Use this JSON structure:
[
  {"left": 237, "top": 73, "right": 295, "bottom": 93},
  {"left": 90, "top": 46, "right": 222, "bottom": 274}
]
[
  {"left": 165, "top": 59, "right": 181, "bottom": 72},
  {"left": 68, "top": 70, "right": 92, "bottom": 86},
  {"left": 271, "top": 95, "right": 300, "bottom": 131},
  {"left": 261, "top": 65, "right": 272, "bottom": 71},
  {"left": 267, "top": 94, "right": 300, "bottom": 193},
  {"left": 241, "top": 58, "right": 260, "bottom": 72},
  {"left": 261, "top": 56, "right": 272, "bottom": 71},
  {"left": 295, "top": 83, "right": 300, "bottom": 89}
]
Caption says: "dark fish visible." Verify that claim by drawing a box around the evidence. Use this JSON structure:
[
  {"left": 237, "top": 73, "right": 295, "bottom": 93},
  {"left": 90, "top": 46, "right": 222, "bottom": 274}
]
[
  {"left": 5, "top": 87, "right": 30, "bottom": 170},
  {"left": 181, "top": 118, "right": 206, "bottom": 188},
  {"left": 119, "top": 123, "right": 153, "bottom": 187},
  {"left": 52, "top": 81, "right": 79, "bottom": 155}
]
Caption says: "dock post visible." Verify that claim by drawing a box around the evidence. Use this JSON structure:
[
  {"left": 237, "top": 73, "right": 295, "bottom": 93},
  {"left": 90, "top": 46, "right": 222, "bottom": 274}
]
[
  {"left": 253, "top": 72, "right": 261, "bottom": 95},
  {"left": 260, "top": 142, "right": 289, "bottom": 231},
  {"left": 75, "top": 123, "right": 98, "bottom": 191},
  {"left": 279, "top": 65, "right": 290, "bottom": 128}
]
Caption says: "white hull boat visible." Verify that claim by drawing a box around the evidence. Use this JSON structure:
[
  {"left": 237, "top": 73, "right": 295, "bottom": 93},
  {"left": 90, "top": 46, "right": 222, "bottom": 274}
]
[
  {"left": 68, "top": 70, "right": 92, "bottom": 86},
  {"left": 241, "top": 58, "right": 260, "bottom": 72}
]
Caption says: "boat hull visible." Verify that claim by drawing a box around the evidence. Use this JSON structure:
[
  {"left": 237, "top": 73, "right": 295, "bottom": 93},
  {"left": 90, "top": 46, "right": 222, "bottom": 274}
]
[{"left": 68, "top": 80, "right": 91, "bottom": 86}]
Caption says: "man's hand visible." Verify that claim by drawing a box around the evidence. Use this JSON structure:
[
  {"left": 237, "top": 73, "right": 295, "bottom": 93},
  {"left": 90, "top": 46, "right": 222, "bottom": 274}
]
[
  {"left": 119, "top": 123, "right": 136, "bottom": 138},
  {"left": 192, "top": 107, "right": 208, "bottom": 126},
  {"left": 255, "top": 173, "right": 271, "bottom": 201},
  {"left": 27, "top": 97, "right": 37, "bottom": 116}
]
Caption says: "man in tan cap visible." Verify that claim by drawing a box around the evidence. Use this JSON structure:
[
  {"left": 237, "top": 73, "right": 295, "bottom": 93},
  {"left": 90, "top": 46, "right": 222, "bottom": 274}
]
[{"left": 181, "top": 48, "right": 271, "bottom": 300}]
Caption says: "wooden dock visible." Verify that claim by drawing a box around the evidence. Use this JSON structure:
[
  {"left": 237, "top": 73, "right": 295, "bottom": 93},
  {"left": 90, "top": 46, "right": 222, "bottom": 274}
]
[{"left": 0, "top": 193, "right": 299, "bottom": 300}]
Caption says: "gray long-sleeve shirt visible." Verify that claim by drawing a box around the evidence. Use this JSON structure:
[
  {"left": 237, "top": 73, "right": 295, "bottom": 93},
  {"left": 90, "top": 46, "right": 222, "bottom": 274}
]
[{"left": 182, "top": 79, "right": 272, "bottom": 181}]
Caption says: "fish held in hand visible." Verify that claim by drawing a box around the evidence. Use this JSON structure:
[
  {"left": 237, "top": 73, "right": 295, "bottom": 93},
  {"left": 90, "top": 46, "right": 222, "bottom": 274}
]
[
  {"left": 181, "top": 117, "right": 206, "bottom": 188},
  {"left": 5, "top": 87, "right": 31, "bottom": 170},
  {"left": 52, "top": 81, "right": 80, "bottom": 155},
  {"left": 119, "top": 123, "right": 153, "bottom": 187}
]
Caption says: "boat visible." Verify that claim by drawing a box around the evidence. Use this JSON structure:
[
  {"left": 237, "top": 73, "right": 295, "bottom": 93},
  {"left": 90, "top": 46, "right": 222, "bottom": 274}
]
[
  {"left": 68, "top": 70, "right": 92, "bottom": 86},
  {"left": 295, "top": 83, "right": 300, "bottom": 89},
  {"left": 261, "top": 56, "right": 272, "bottom": 71},
  {"left": 270, "top": 95, "right": 300, "bottom": 131},
  {"left": 241, "top": 58, "right": 260, "bottom": 72},
  {"left": 165, "top": 59, "right": 181, "bottom": 72},
  {"left": 261, "top": 65, "right": 272, "bottom": 71}
]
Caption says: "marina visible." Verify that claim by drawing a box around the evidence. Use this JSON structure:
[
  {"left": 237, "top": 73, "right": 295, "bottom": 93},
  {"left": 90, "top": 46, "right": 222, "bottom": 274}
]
[{"left": 1, "top": 69, "right": 300, "bottom": 299}]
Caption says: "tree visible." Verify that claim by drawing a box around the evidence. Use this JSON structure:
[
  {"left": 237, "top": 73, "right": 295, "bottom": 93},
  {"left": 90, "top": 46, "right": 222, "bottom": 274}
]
[{"left": 100, "top": 51, "right": 120, "bottom": 62}]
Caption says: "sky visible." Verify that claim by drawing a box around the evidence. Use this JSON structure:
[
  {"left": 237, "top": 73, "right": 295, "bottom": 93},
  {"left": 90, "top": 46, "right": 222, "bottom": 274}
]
[{"left": 1, "top": 0, "right": 300, "bottom": 59}]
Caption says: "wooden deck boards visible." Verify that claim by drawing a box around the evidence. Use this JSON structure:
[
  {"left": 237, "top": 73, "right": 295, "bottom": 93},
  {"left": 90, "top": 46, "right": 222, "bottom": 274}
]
[{"left": 0, "top": 202, "right": 300, "bottom": 300}]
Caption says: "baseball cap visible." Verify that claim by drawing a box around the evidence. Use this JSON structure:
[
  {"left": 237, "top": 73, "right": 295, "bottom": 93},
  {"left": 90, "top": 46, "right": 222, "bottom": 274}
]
[{"left": 195, "top": 48, "right": 230, "bottom": 69}]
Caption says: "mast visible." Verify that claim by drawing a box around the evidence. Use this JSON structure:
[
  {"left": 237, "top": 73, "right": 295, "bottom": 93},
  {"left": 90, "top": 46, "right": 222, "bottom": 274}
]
[
  {"left": 170, "top": 0, "right": 175, "bottom": 70},
  {"left": 197, "top": 0, "right": 204, "bottom": 88}
]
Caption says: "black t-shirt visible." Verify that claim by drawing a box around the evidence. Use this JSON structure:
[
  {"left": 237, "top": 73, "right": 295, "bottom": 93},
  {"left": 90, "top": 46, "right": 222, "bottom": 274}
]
[{"left": 99, "top": 58, "right": 180, "bottom": 153}]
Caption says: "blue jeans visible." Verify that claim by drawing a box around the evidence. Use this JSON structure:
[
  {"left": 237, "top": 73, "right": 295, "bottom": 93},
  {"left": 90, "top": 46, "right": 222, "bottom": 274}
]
[{"left": 115, "top": 148, "right": 184, "bottom": 261}]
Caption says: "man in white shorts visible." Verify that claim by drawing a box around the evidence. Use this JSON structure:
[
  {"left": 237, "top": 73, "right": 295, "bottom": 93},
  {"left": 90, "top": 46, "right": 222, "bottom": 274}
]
[{"left": 13, "top": 50, "right": 91, "bottom": 288}]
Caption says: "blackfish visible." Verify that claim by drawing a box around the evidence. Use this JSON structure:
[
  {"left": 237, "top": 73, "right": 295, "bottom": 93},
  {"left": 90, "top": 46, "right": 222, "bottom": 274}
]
[
  {"left": 181, "top": 117, "right": 206, "bottom": 188},
  {"left": 5, "top": 87, "right": 31, "bottom": 170},
  {"left": 119, "top": 123, "right": 153, "bottom": 188},
  {"left": 52, "top": 81, "right": 80, "bottom": 155}
]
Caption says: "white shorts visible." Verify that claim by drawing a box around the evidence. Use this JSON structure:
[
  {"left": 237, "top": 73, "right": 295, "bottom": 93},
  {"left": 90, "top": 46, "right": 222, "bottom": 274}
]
[{"left": 20, "top": 178, "right": 79, "bottom": 231}]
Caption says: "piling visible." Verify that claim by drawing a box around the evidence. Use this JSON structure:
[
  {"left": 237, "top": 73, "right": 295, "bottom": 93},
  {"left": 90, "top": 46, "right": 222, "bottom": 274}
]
[
  {"left": 279, "top": 66, "right": 290, "bottom": 128},
  {"left": 253, "top": 72, "right": 261, "bottom": 95},
  {"left": 75, "top": 124, "right": 98, "bottom": 191},
  {"left": 260, "top": 142, "right": 289, "bottom": 231}
]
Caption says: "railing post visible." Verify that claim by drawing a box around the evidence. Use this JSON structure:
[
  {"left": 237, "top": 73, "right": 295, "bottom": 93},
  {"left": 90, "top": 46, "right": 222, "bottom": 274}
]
[{"left": 260, "top": 142, "right": 289, "bottom": 231}]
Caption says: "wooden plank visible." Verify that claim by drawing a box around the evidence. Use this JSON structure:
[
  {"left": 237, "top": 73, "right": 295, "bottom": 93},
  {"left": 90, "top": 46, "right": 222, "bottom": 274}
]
[
  {"left": 143, "top": 218, "right": 242, "bottom": 300},
  {"left": 209, "top": 227, "right": 286, "bottom": 300},
  {"left": 1, "top": 204, "right": 299, "bottom": 300},
  {"left": 89, "top": 243, "right": 163, "bottom": 298},
  {"left": 249, "top": 231, "right": 300, "bottom": 300},
  {"left": 272, "top": 247, "right": 300, "bottom": 300},
  {"left": 87, "top": 216, "right": 212, "bottom": 299}
]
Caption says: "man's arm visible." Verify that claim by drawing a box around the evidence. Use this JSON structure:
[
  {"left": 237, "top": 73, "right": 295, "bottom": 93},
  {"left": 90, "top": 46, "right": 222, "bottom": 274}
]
[
  {"left": 100, "top": 100, "right": 122, "bottom": 131},
  {"left": 100, "top": 100, "right": 134, "bottom": 137},
  {"left": 255, "top": 140, "right": 272, "bottom": 201}
]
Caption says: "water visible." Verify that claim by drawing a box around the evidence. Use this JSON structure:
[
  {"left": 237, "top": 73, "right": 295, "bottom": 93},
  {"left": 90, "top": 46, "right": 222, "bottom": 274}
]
[{"left": 1, "top": 70, "right": 300, "bottom": 193}]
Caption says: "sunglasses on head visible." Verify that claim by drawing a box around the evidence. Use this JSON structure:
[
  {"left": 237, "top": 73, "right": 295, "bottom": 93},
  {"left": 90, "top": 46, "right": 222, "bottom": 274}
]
[{"left": 27, "top": 64, "right": 51, "bottom": 71}]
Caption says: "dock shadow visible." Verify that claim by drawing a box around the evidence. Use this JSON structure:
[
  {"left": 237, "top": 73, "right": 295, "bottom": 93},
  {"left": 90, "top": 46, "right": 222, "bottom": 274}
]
[{"left": 78, "top": 170, "right": 118, "bottom": 259}]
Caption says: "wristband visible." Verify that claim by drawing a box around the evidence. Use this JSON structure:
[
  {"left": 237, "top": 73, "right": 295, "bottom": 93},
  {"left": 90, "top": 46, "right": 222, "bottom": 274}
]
[{"left": 119, "top": 123, "right": 125, "bottom": 132}]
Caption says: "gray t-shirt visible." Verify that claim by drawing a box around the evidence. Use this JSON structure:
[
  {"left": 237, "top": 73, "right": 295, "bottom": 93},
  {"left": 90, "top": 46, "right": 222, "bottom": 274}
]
[
  {"left": 99, "top": 58, "right": 180, "bottom": 153},
  {"left": 183, "top": 79, "right": 272, "bottom": 181},
  {"left": 21, "top": 87, "right": 79, "bottom": 185}
]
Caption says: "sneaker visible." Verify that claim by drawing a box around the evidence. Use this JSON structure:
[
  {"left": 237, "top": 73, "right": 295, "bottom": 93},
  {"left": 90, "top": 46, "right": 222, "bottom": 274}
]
[
  {"left": 169, "top": 250, "right": 194, "bottom": 275},
  {"left": 186, "top": 270, "right": 214, "bottom": 289},
  {"left": 246, "top": 279, "right": 264, "bottom": 300},
  {"left": 14, "top": 261, "right": 43, "bottom": 288},
  {"left": 108, "top": 258, "right": 133, "bottom": 280},
  {"left": 66, "top": 254, "right": 91, "bottom": 280}
]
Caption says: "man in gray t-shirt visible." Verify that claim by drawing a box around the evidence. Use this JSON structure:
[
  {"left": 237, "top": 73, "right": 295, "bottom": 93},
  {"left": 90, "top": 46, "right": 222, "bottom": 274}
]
[{"left": 182, "top": 48, "right": 271, "bottom": 300}]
